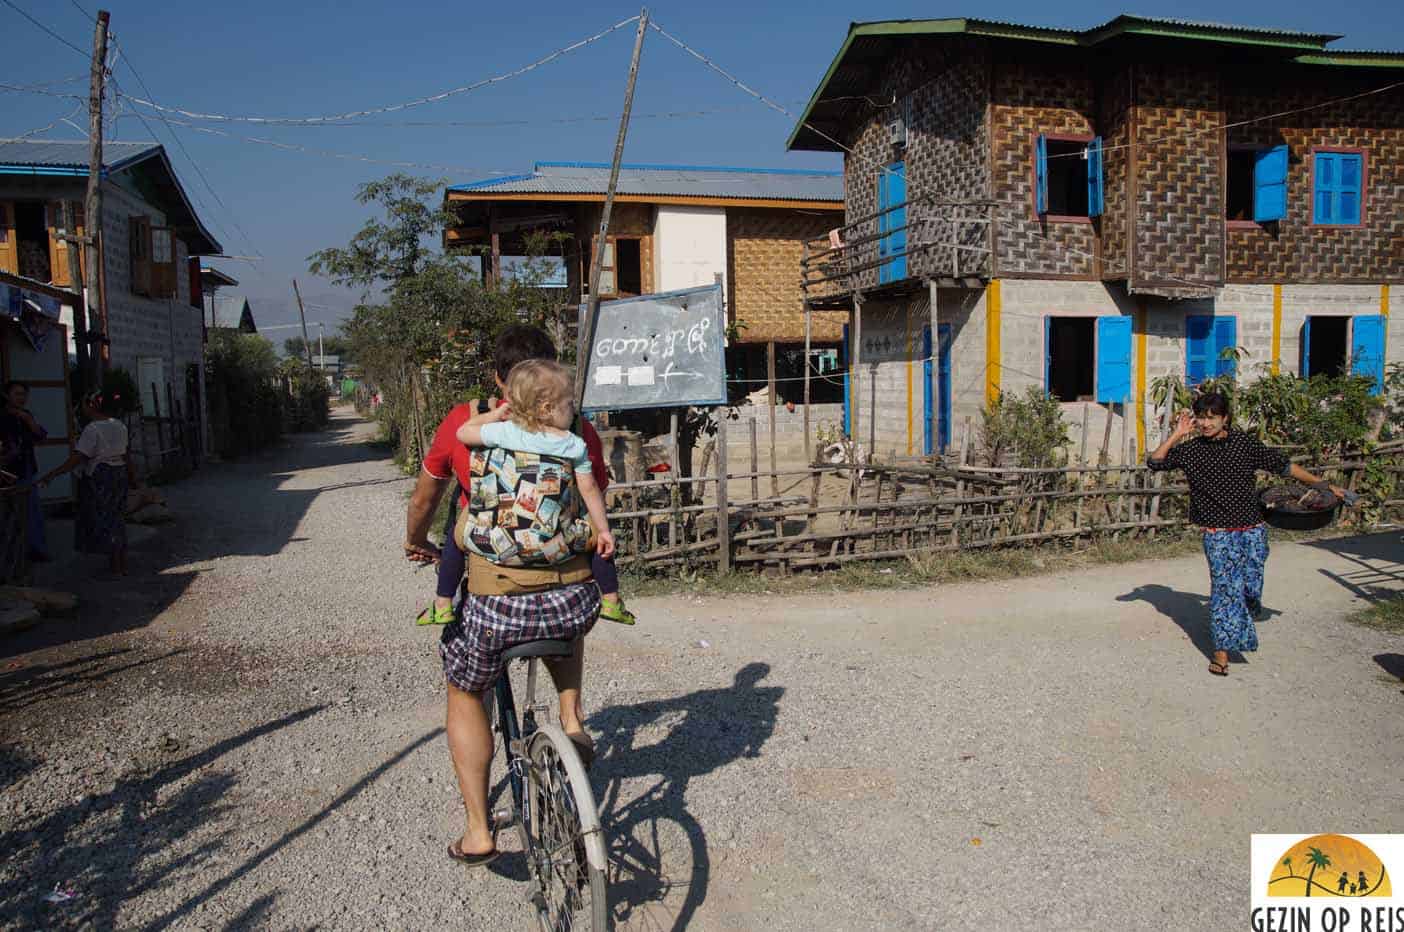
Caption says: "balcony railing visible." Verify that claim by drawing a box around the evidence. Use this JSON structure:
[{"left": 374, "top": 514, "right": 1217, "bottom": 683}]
[{"left": 801, "top": 196, "right": 994, "bottom": 299}]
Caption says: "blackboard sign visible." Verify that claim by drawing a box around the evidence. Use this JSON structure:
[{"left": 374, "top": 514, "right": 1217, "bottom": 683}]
[{"left": 580, "top": 284, "right": 727, "bottom": 413}]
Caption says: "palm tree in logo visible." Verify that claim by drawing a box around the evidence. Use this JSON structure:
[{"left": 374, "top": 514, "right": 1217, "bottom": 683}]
[
  {"left": 1303, "top": 847, "right": 1332, "bottom": 896},
  {"left": 1281, "top": 857, "right": 1295, "bottom": 879}
]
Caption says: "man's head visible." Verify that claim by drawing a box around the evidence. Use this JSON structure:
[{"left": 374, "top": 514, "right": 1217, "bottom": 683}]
[{"left": 493, "top": 324, "right": 556, "bottom": 390}]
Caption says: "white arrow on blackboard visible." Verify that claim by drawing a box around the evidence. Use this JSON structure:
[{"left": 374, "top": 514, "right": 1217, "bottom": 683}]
[{"left": 660, "top": 362, "right": 704, "bottom": 385}]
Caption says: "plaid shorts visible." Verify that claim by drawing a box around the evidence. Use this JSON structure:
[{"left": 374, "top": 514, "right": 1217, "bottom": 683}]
[{"left": 439, "top": 582, "right": 600, "bottom": 693}]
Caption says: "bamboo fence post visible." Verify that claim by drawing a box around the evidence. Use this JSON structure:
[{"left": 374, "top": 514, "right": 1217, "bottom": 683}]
[
  {"left": 750, "top": 418, "right": 759, "bottom": 503},
  {"left": 715, "top": 410, "right": 730, "bottom": 574},
  {"left": 1079, "top": 402, "right": 1090, "bottom": 465},
  {"left": 669, "top": 411, "right": 680, "bottom": 551},
  {"left": 767, "top": 341, "right": 778, "bottom": 497}
]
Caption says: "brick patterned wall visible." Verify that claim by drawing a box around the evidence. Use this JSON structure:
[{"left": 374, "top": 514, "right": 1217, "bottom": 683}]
[
  {"left": 842, "top": 37, "right": 991, "bottom": 289},
  {"left": 989, "top": 60, "right": 1098, "bottom": 277},
  {"left": 729, "top": 208, "right": 843, "bottom": 343},
  {"left": 1131, "top": 64, "right": 1224, "bottom": 293},
  {"left": 1222, "top": 69, "right": 1404, "bottom": 282},
  {"left": 1099, "top": 65, "right": 1134, "bottom": 279}
]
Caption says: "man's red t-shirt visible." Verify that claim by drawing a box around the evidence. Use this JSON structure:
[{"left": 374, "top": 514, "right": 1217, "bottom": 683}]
[{"left": 422, "top": 401, "right": 608, "bottom": 506}]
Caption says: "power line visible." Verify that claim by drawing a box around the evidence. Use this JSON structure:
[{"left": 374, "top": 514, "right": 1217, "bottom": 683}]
[
  {"left": 121, "top": 99, "right": 812, "bottom": 131},
  {"left": 122, "top": 114, "right": 539, "bottom": 177},
  {"left": 120, "top": 15, "right": 642, "bottom": 126},
  {"left": 109, "top": 47, "right": 263, "bottom": 261},
  {"left": 5, "top": 103, "right": 87, "bottom": 141},
  {"left": 67, "top": 0, "right": 95, "bottom": 22},
  {"left": 0, "top": 0, "right": 89, "bottom": 58}
]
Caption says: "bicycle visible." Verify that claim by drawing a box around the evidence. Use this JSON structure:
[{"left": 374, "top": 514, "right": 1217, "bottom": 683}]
[{"left": 488, "top": 637, "right": 610, "bottom": 932}]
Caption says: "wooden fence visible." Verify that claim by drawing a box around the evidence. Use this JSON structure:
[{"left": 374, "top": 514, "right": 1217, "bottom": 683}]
[{"left": 606, "top": 418, "right": 1404, "bottom": 575}]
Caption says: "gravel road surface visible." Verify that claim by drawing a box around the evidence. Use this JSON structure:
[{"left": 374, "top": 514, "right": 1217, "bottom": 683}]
[{"left": 3, "top": 408, "right": 1402, "bottom": 930}]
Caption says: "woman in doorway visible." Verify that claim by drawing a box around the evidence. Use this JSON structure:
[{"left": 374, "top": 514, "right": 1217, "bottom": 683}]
[
  {"left": 0, "top": 381, "right": 49, "bottom": 561},
  {"left": 1147, "top": 392, "right": 1348, "bottom": 676},
  {"left": 37, "top": 391, "right": 138, "bottom": 577}
]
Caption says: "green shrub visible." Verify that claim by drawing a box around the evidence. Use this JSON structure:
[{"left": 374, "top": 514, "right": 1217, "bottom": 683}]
[{"left": 981, "top": 386, "right": 1069, "bottom": 466}]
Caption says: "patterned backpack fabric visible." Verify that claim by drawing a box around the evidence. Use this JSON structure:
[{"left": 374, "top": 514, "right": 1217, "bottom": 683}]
[{"left": 454, "top": 446, "right": 593, "bottom": 568}]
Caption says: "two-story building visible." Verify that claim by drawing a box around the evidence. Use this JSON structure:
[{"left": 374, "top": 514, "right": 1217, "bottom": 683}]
[
  {"left": 445, "top": 161, "right": 848, "bottom": 440},
  {"left": 0, "top": 139, "right": 220, "bottom": 426},
  {"left": 790, "top": 15, "right": 1403, "bottom": 460}
]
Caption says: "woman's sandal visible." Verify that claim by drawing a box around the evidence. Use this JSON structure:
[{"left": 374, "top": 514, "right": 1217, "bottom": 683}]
[{"left": 1208, "top": 659, "right": 1230, "bottom": 677}]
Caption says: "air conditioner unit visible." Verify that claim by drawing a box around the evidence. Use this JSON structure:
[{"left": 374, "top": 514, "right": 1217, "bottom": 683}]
[{"left": 887, "top": 113, "right": 907, "bottom": 148}]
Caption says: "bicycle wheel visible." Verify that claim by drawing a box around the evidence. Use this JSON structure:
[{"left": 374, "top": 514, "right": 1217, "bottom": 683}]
[{"left": 524, "top": 726, "right": 608, "bottom": 932}]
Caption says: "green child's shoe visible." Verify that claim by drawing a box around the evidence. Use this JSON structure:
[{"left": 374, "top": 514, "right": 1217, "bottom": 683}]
[
  {"left": 415, "top": 604, "right": 456, "bottom": 627},
  {"left": 599, "top": 599, "right": 637, "bottom": 626}
]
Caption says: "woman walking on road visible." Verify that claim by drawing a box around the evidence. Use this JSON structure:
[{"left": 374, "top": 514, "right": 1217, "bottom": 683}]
[
  {"left": 1147, "top": 392, "right": 1347, "bottom": 677},
  {"left": 37, "top": 391, "right": 138, "bottom": 577}
]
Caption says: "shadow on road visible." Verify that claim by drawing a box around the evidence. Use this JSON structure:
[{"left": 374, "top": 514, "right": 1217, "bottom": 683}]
[
  {"left": 581, "top": 662, "right": 783, "bottom": 932},
  {"left": 1303, "top": 532, "right": 1404, "bottom": 603},
  {"left": 1117, "top": 583, "right": 1237, "bottom": 662},
  {"left": 0, "top": 706, "right": 326, "bottom": 929},
  {"left": 141, "top": 728, "right": 443, "bottom": 931},
  {"left": 5, "top": 411, "right": 384, "bottom": 660}
]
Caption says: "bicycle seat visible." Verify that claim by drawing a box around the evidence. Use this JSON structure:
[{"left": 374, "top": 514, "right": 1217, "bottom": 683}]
[{"left": 502, "top": 639, "right": 575, "bottom": 661}]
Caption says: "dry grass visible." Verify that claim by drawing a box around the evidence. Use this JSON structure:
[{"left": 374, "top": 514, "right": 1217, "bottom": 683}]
[{"left": 1348, "top": 595, "right": 1404, "bottom": 635}]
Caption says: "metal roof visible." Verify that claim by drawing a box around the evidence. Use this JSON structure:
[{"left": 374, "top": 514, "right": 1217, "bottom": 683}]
[
  {"left": 0, "top": 139, "right": 221, "bottom": 255},
  {"left": 0, "top": 139, "right": 159, "bottom": 173},
  {"left": 449, "top": 161, "right": 843, "bottom": 203},
  {"left": 789, "top": 15, "right": 1401, "bottom": 151}
]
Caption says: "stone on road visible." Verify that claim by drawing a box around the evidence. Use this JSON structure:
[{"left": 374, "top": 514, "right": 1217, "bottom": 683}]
[{"left": 1, "top": 407, "right": 1401, "bottom": 930}]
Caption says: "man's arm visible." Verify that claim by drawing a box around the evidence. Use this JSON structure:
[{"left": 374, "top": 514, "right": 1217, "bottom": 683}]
[{"left": 405, "top": 470, "right": 449, "bottom": 563}]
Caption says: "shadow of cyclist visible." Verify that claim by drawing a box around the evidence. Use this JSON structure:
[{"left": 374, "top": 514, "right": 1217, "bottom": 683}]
[{"left": 584, "top": 661, "right": 782, "bottom": 932}]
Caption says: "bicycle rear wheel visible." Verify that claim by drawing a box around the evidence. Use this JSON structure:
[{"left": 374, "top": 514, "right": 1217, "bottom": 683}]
[{"left": 524, "top": 726, "right": 608, "bottom": 932}]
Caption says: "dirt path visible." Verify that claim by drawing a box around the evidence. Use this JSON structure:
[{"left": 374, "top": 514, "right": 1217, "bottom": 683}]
[{"left": 2, "top": 407, "right": 1401, "bottom": 930}]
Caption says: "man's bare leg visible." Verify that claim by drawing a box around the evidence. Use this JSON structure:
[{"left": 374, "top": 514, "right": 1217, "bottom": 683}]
[
  {"left": 445, "top": 683, "right": 495, "bottom": 854},
  {"left": 543, "top": 637, "right": 585, "bottom": 734}
]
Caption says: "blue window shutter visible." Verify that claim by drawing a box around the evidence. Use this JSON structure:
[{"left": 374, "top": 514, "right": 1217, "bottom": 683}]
[
  {"left": 1186, "top": 315, "right": 1212, "bottom": 385},
  {"left": 1301, "top": 316, "right": 1313, "bottom": 377},
  {"left": 1352, "top": 314, "right": 1386, "bottom": 394},
  {"left": 876, "top": 171, "right": 890, "bottom": 261},
  {"left": 888, "top": 162, "right": 907, "bottom": 281},
  {"left": 1035, "top": 135, "right": 1048, "bottom": 215},
  {"left": 1214, "top": 316, "right": 1238, "bottom": 377},
  {"left": 1314, "top": 152, "right": 1338, "bottom": 224},
  {"left": 1252, "top": 145, "right": 1288, "bottom": 222},
  {"left": 1087, "top": 137, "right": 1104, "bottom": 218},
  {"left": 1043, "top": 316, "right": 1052, "bottom": 393},
  {"left": 1339, "top": 154, "right": 1362, "bottom": 224},
  {"left": 1096, "top": 316, "right": 1133, "bottom": 404}
]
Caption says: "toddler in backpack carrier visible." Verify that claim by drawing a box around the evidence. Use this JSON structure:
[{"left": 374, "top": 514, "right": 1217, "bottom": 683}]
[{"left": 455, "top": 359, "right": 615, "bottom": 571}]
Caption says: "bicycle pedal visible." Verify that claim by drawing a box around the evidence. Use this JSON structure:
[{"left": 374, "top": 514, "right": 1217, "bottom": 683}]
[
  {"left": 491, "top": 808, "right": 516, "bottom": 830},
  {"left": 509, "top": 739, "right": 527, "bottom": 756}
]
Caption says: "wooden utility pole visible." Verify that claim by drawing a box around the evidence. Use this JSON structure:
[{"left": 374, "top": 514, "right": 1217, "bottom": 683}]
[
  {"left": 575, "top": 7, "right": 649, "bottom": 410},
  {"left": 292, "top": 279, "right": 315, "bottom": 377},
  {"left": 59, "top": 202, "right": 89, "bottom": 377},
  {"left": 84, "top": 10, "right": 110, "bottom": 384}
]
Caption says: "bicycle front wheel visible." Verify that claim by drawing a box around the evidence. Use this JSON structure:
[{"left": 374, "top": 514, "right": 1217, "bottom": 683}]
[{"left": 524, "top": 726, "right": 608, "bottom": 932}]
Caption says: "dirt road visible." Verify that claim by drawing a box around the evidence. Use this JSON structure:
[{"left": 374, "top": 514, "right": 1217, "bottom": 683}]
[{"left": 2, "top": 408, "right": 1401, "bottom": 930}]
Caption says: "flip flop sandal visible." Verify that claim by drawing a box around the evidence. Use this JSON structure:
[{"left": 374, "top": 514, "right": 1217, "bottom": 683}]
[
  {"left": 447, "top": 840, "right": 499, "bottom": 868},
  {"left": 565, "top": 731, "right": 596, "bottom": 770},
  {"left": 1208, "top": 660, "right": 1230, "bottom": 677},
  {"left": 415, "top": 605, "right": 455, "bottom": 627}
]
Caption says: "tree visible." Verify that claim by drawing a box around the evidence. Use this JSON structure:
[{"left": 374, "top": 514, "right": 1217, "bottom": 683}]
[
  {"left": 312, "top": 174, "right": 572, "bottom": 468},
  {"left": 1303, "top": 846, "right": 1332, "bottom": 897},
  {"left": 1281, "top": 857, "right": 1294, "bottom": 878}
]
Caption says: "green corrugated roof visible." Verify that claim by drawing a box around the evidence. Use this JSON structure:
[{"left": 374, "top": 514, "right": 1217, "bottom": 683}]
[{"left": 788, "top": 15, "right": 1404, "bottom": 151}]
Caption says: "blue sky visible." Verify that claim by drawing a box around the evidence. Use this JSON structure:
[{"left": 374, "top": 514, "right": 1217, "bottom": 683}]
[{"left": 3, "top": 0, "right": 1400, "bottom": 331}]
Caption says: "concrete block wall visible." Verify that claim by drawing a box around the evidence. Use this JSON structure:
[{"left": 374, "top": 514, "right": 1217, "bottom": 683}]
[
  {"left": 721, "top": 403, "right": 845, "bottom": 462},
  {"left": 102, "top": 180, "right": 204, "bottom": 418}
]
